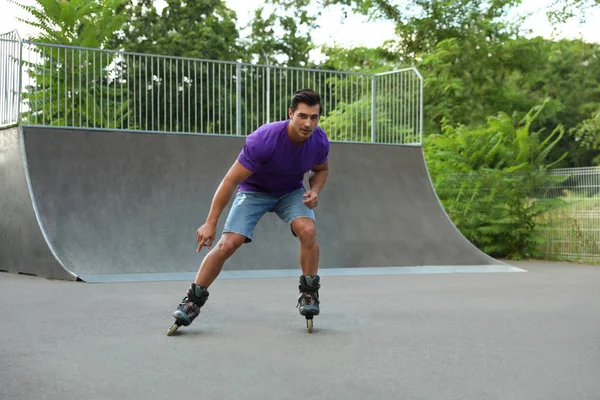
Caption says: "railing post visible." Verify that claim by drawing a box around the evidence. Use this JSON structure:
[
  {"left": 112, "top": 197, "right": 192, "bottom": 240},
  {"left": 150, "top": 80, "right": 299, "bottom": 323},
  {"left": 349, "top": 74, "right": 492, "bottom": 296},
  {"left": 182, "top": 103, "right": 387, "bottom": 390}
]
[
  {"left": 16, "top": 31, "right": 23, "bottom": 125},
  {"left": 266, "top": 63, "right": 270, "bottom": 123},
  {"left": 371, "top": 75, "right": 376, "bottom": 143},
  {"left": 236, "top": 62, "right": 241, "bottom": 135},
  {"left": 417, "top": 68, "right": 424, "bottom": 145}
]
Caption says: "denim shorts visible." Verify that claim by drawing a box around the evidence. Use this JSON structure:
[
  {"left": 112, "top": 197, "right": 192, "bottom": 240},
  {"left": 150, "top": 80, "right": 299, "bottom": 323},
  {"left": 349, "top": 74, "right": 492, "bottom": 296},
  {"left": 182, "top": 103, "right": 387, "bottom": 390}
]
[{"left": 223, "top": 188, "right": 316, "bottom": 243}]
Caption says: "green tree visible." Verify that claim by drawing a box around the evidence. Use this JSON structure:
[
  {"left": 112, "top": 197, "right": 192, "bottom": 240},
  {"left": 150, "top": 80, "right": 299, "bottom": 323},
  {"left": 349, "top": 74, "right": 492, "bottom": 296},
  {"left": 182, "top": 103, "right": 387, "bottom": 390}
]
[
  {"left": 110, "top": 0, "right": 242, "bottom": 133},
  {"left": 305, "top": 0, "right": 522, "bottom": 60},
  {"left": 570, "top": 108, "right": 600, "bottom": 165},
  {"left": 114, "top": 0, "right": 240, "bottom": 60},
  {"left": 11, "top": 0, "right": 126, "bottom": 47},
  {"left": 12, "top": 0, "right": 129, "bottom": 127},
  {"left": 318, "top": 45, "right": 400, "bottom": 73},
  {"left": 547, "top": 0, "right": 600, "bottom": 24},
  {"left": 241, "top": 6, "right": 317, "bottom": 67}
]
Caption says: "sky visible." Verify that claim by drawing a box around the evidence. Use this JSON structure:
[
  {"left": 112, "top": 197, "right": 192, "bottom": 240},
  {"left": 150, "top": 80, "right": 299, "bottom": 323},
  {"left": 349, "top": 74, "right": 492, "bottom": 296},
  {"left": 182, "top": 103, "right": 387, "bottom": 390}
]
[{"left": 2, "top": 0, "right": 599, "bottom": 52}]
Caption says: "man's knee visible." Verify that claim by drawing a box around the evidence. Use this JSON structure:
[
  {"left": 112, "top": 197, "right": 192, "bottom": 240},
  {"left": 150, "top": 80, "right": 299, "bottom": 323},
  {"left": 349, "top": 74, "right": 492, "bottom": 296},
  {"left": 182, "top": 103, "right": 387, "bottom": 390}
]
[
  {"left": 213, "top": 234, "right": 245, "bottom": 258},
  {"left": 292, "top": 218, "right": 317, "bottom": 243}
]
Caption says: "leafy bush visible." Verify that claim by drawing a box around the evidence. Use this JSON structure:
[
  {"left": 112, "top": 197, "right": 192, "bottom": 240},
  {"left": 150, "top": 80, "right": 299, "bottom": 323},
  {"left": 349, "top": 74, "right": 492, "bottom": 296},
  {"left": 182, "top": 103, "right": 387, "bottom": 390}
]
[{"left": 425, "top": 100, "right": 568, "bottom": 259}]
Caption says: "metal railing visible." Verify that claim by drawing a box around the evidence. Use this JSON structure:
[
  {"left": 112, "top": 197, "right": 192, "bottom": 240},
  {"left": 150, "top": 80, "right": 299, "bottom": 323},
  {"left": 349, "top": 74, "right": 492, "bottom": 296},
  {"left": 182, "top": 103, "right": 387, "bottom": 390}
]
[
  {"left": 1, "top": 31, "right": 423, "bottom": 145},
  {"left": 537, "top": 167, "right": 600, "bottom": 263},
  {"left": 0, "top": 31, "right": 22, "bottom": 127}
]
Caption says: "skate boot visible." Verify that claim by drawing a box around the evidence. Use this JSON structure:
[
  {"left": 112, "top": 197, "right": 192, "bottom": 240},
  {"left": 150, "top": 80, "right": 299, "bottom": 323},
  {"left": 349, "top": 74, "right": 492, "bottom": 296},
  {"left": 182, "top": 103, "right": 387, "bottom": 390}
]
[
  {"left": 167, "top": 283, "right": 209, "bottom": 336},
  {"left": 297, "top": 275, "right": 320, "bottom": 333}
]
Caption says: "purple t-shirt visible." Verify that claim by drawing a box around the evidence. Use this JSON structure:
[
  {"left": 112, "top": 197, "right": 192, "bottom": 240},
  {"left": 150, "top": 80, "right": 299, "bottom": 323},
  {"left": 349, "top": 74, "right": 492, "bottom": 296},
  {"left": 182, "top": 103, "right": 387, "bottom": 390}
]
[{"left": 237, "top": 120, "right": 330, "bottom": 195}]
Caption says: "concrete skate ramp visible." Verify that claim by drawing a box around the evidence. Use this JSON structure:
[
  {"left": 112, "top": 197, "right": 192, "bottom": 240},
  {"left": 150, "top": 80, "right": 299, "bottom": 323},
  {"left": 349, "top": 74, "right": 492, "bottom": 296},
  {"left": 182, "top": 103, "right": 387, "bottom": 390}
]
[
  {"left": 0, "top": 127, "right": 76, "bottom": 280},
  {"left": 1, "top": 126, "right": 503, "bottom": 282}
]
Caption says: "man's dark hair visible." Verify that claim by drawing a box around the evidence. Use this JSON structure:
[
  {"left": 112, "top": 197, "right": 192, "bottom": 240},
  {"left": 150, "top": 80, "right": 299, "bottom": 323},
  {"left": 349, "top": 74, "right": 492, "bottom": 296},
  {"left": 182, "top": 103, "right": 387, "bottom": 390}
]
[{"left": 290, "top": 89, "right": 322, "bottom": 115}]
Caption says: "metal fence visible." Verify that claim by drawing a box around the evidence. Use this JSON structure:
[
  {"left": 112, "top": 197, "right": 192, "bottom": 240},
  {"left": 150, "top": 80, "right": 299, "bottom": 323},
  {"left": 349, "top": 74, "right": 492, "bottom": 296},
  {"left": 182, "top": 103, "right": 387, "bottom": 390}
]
[
  {"left": 0, "top": 31, "right": 21, "bottom": 127},
  {"left": 435, "top": 168, "right": 600, "bottom": 263},
  {"left": 0, "top": 31, "right": 423, "bottom": 145},
  {"left": 537, "top": 167, "right": 600, "bottom": 263}
]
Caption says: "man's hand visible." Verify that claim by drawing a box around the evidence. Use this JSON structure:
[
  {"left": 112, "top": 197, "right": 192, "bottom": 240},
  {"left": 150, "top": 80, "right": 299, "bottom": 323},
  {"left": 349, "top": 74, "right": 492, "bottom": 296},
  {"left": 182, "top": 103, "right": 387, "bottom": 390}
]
[
  {"left": 196, "top": 223, "right": 217, "bottom": 252},
  {"left": 302, "top": 190, "right": 319, "bottom": 209}
]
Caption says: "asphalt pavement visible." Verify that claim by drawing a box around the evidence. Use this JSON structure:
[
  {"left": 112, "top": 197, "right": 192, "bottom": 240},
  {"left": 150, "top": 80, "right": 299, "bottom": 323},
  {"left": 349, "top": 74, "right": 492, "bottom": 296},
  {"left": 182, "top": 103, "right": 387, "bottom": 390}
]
[{"left": 1, "top": 261, "right": 599, "bottom": 400}]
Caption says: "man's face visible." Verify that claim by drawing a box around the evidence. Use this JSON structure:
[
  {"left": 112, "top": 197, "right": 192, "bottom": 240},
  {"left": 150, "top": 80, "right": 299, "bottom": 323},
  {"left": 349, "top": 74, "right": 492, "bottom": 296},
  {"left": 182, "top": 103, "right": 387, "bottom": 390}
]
[{"left": 288, "top": 103, "right": 321, "bottom": 141}]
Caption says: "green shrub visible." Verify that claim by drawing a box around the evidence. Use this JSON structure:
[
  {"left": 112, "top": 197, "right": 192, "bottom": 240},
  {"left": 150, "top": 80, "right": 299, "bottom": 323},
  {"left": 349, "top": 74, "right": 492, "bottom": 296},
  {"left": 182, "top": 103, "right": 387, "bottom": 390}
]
[{"left": 425, "top": 100, "right": 568, "bottom": 259}]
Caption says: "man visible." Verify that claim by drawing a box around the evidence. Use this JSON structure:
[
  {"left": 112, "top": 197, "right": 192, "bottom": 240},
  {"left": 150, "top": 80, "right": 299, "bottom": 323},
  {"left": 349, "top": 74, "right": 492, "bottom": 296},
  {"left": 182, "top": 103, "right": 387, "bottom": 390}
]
[{"left": 171, "top": 88, "right": 330, "bottom": 331}]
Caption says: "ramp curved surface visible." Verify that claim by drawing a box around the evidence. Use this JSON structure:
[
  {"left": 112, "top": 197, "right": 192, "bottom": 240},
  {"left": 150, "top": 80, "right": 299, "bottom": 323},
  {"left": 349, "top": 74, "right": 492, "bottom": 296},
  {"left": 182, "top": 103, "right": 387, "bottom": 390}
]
[
  {"left": 0, "top": 127, "right": 76, "bottom": 280},
  {"left": 1, "top": 126, "right": 503, "bottom": 282}
]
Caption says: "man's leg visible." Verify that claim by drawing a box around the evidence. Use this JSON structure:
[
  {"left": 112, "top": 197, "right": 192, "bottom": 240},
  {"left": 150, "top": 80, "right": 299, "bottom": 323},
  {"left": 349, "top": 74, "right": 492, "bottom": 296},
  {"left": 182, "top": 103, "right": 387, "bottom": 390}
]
[
  {"left": 292, "top": 217, "right": 321, "bottom": 317},
  {"left": 172, "top": 191, "right": 272, "bottom": 327},
  {"left": 194, "top": 232, "right": 246, "bottom": 287},
  {"left": 291, "top": 217, "right": 320, "bottom": 276},
  {"left": 274, "top": 189, "right": 321, "bottom": 317}
]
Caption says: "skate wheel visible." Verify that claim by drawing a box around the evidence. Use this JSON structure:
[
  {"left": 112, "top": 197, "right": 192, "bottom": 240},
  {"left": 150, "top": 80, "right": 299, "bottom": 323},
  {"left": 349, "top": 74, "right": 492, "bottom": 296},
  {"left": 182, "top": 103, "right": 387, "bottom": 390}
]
[
  {"left": 167, "top": 323, "right": 180, "bottom": 336},
  {"left": 306, "top": 318, "right": 313, "bottom": 333}
]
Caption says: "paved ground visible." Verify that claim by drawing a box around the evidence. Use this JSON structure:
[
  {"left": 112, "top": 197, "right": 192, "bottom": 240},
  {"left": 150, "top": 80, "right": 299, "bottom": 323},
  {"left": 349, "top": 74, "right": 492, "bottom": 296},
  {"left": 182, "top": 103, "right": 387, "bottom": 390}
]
[{"left": 1, "top": 261, "right": 599, "bottom": 400}]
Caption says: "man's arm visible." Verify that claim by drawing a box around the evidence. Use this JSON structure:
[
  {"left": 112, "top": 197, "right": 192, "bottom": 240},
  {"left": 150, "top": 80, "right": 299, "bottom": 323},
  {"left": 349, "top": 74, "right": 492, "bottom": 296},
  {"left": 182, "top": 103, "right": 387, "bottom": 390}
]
[
  {"left": 205, "top": 160, "right": 253, "bottom": 225},
  {"left": 308, "top": 161, "right": 329, "bottom": 194}
]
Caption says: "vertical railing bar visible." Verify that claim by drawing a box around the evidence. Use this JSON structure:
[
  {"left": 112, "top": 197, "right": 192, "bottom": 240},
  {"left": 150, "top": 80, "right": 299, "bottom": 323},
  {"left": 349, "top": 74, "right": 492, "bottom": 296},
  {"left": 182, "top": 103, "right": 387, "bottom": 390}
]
[
  {"left": 344, "top": 73, "right": 347, "bottom": 142},
  {"left": 229, "top": 63, "right": 232, "bottom": 134},
  {"left": 218, "top": 62, "right": 221, "bottom": 133},
  {"left": 188, "top": 60, "right": 191, "bottom": 133},
  {"left": 120, "top": 54, "right": 123, "bottom": 130},
  {"left": 236, "top": 63, "right": 239, "bottom": 132},
  {"left": 402, "top": 71, "right": 405, "bottom": 144},
  {"left": 144, "top": 56, "right": 148, "bottom": 131},
  {"left": 134, "top": 55, "right": 138, "bottom": 130},
  {"left": 138, "top": 55, "right": 142, "bottom": 130},
  {"left": 411, "top": 74, "right": 419, "bottom": 143},
  {"left": 113, "top": 53, "right": 116, "bottom": 129},
  {"left": 106, "top": 51, "right": 110, "bottom": 129},
  {"left": 354, "top": 76, "right": 357, "bottom": 142},
  {"left": 244, "top": 65, "right": 248, "bottom": 134},
  {"left": 201, "top": 61, "right": 205, "bottom": 133},
  {"left": 3, "top": 38, "right": 7, "bottom": 123},
  {"left": 70, "top": 47, "right": 74, "bottom": 127},
  {"left": 1, "top": 38, "right": 4, "bottom": 124},
  {"left": 169, "top": 58, "right": 172, "bottom": 132},
  {"left": 387, "top": 75, "right": 391, "bottom": 143},
  {"left": 64, "top": 47, "right": 67, "bottom": 127},
  {"left": 371, "top": 75, "right": 376, "bottom": 142},
  {"left": 419, "top": 70, "right": 423, "bottom": 145},
  {"left": 5, "top": 37, "right": 8, "bottom": 123},
  {"left": 408, "top": 72, "right": 412, "bottom": 143},
  {"left": 195, "top": 61, "right": 198, "bottom": 133},
  {"left": 163, "top": 57, "right": 166, "bottom": 132},
  {"left": 78, "top": 50, "right": 82, "bottom": 127},
  {"left": 91, "top": 51, "right": 94, "bottom": 127},
  {"left": 411, "top": 74, "right": 418, "bottom": 143},
  {"left": 151, "top": 56, "right": 154, "bottom": 131},
  {"left": 3, "top": 38, "right": 7, "bottom": 124},
  {"left": 395, "top": 71, "right": 399, "bottom": 144},
  {"left": 328, "top": 72, "right": 331, "bottom": 135},
  {"left": 210, "top": 63, "right": 214, "bottom": 133},
  {"left": 126, "top": 53, "right": 129, "bottom": 130},
  {"left": 57, "top": 49, "right": 61, "bottom": 126},
  {"left": 176, "top": 58, "right": 179, "bottom": 132},
  {"left": 390, "top": 72, "right": 393, "bottom": 143},
  {"left": 98, "top": 51, "right": 101, "bottom": 128}
]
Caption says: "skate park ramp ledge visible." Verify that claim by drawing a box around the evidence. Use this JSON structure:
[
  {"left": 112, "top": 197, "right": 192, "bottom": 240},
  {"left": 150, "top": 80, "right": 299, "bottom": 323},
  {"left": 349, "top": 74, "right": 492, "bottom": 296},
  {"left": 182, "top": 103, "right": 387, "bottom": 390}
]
[{"left": 0, "top": 126, "right": 524, "bottom": 283}]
